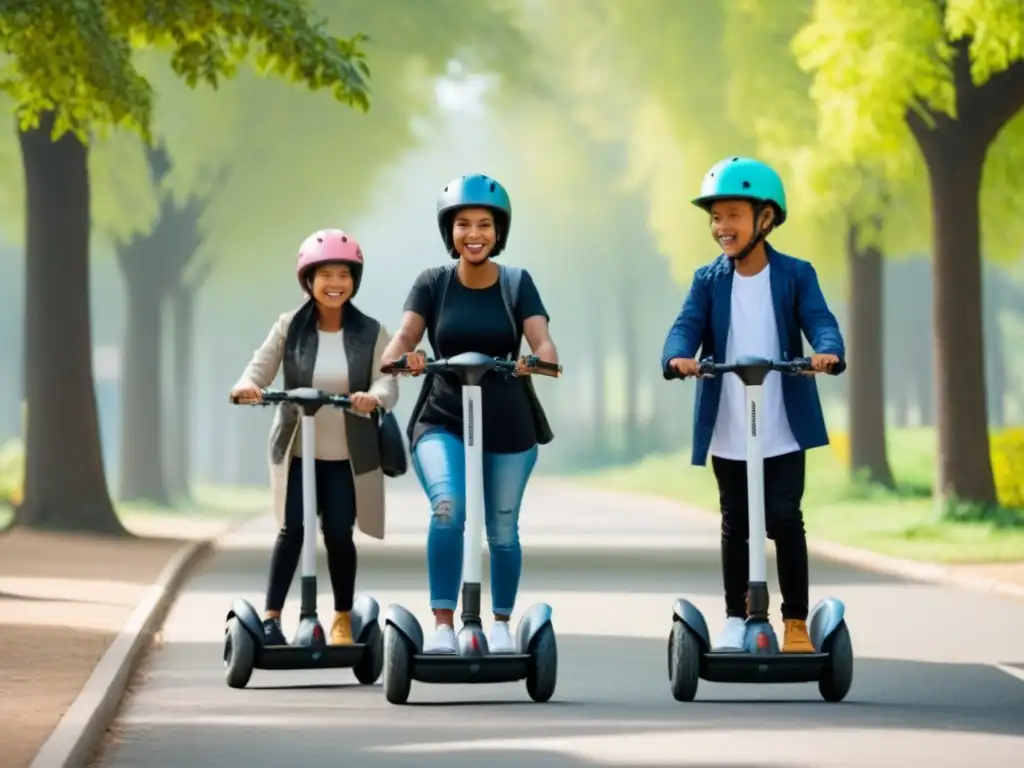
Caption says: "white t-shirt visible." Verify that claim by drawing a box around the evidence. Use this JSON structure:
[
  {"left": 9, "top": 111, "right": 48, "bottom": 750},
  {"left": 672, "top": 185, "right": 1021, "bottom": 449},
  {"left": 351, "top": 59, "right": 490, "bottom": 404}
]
[
  {"left": 291, "top": 330, "right": 351, "bottom": 461},
  {"left": 709, "top": 264, "right": 800, "bottom": 461}
]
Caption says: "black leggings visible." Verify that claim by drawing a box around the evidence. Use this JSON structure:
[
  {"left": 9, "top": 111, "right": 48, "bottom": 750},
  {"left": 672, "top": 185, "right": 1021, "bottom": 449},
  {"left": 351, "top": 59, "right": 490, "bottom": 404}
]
[
  {"left": 712, "top": 450, "right": 809, "bottom": 621},
  {"left": 265, "top": 458, "right": 357, "bottom": 613}
]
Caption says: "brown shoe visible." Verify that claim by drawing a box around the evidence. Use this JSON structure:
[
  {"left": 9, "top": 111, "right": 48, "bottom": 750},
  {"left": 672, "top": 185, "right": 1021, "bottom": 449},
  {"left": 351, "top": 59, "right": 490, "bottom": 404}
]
[
  {"left": 331, "top": 611, "right": 353, "bottom": 645},
  {"left": 782, "top": 619, "right": 815, "bottom": 653}
]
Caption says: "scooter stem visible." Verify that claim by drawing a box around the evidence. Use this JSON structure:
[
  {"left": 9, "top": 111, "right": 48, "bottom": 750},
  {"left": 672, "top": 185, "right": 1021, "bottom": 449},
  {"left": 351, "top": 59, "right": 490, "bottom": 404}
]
[
  {"left": 744, "top": 383, "right": 770, "bottom": 620},
  {"left": 299, "top": 412, "right": 319, "bottom": 620},
  {"left": 460, "top": 384, "right": 485, "bottom": 626}
]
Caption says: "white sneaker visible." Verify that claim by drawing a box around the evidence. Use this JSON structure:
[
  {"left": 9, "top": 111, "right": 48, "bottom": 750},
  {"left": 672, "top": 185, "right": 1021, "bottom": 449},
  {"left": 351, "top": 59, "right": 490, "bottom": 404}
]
[
  {"left": 713, "top": 617, "right": 747, "bottom": 650},
  {"left": 424, "top": 624, "right": 457, "bottom": 654},
  {"left": 488, "top": 621, "right": 515, "bottom": 654}
]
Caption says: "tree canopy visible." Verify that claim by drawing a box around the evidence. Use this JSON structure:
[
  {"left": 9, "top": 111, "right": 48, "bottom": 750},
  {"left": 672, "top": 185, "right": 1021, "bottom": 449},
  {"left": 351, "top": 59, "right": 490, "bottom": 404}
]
[
  {"left": 792, "top": 0, "right": 1024, "bottom": 259},
  {"left": 0, "top": 0, "right": 377, "bottom": 532},
  {"left": 0, "top": 0, "right": 369, "bottom": 138},
  {"left": 76, "top": 0, "right": 531, "bottom": 284}
]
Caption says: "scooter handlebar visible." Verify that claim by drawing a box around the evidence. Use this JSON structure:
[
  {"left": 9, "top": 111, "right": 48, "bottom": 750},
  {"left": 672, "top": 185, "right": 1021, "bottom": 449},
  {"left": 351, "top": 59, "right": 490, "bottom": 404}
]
[
  {"left": 381, "top": 352, "right": 562, "bottom": 378},
  {"left": 230, "top": 387, "right": 383, "bottom": 417},
  {"left": 667, "top": 356, "right": 846, "bottom": 380}
]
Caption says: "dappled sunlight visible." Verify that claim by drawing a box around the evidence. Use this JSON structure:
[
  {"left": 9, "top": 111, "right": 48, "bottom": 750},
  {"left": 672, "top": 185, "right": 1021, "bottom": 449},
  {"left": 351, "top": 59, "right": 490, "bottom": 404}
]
[{"left": 0, "top": 576, "right": 148, "bottom": 632}]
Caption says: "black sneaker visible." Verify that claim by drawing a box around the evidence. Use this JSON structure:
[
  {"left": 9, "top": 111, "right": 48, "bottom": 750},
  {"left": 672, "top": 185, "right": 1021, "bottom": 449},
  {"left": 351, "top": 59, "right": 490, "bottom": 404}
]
[{"left": 263, "top": 617, "right": 287, "bottom": 646}]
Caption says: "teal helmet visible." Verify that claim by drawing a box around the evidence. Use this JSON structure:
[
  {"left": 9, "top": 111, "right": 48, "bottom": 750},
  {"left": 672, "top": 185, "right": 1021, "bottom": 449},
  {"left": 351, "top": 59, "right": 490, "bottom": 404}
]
[
  {"left": 692, "top": 156, "right": 788, "bottom": 226},
  {"left": 437, "top": 174, "right": 512, "bottom": 259}
]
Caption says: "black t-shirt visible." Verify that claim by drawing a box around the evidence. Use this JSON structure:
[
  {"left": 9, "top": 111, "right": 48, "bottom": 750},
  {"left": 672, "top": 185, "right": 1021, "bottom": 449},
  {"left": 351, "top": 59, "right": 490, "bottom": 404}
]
[{"left": 404, "top": 266, "right": 549, "bottom": 454}]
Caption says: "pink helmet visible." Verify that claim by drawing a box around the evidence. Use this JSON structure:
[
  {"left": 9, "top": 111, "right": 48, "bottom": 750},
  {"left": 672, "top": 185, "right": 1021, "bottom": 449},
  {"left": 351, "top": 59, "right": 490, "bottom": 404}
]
[{"left": 296, "top": 229, "right": 365, "bottom": 295}]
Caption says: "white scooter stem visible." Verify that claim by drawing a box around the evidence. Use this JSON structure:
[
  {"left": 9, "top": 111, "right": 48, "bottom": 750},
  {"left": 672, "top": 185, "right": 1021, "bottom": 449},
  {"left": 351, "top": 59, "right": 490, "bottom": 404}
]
[
  {"left": 300, "top": 413, "right": 318, "bottom": 580},
  {"left": 745, "top": 384, "right": 767, "bottom": 584},
  {"left": 462, "top": 384, "right": 485, "bottom": 585}
]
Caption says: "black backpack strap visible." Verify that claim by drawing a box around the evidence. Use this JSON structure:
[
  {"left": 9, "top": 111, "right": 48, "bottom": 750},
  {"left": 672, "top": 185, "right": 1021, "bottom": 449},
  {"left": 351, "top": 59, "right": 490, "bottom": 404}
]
[
  {"left": 498, "top": 264, "right": 524, "bottom": 358},
  {"left": 405, "top": 265, "right": 455, "bottom": 444}
]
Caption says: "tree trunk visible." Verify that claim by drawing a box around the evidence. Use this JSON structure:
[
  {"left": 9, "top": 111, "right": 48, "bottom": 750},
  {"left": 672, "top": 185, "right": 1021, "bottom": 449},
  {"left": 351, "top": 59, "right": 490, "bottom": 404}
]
[
  {"left": 620, "top": 265, "right": 640, "bottom": 460},
  {"left": 910, "top": 140, "right": 992, "bottom": 502},
  {"left": 117, "top": 250, "right": 170, "bottom": 504},
  {"left": 905, "top": 45, "right": 1024, "bottom": 506},
  {"left": 847, "top": 222, "right": 894, "bottom": 488},
  {"left": 924, "top": 145, "right": 993, "bottom": 502},
  {"left": 590, "top": 295, "right": 607, "bottom": 461},
  {"left": 166, "top": 287, "right": 192, "bottom": 499},
  {"left": 915, "top": 355, "right": 934, "bottom": 426},
  {"left": 13, "top": 113, "right": 125, "bottom": 535}
]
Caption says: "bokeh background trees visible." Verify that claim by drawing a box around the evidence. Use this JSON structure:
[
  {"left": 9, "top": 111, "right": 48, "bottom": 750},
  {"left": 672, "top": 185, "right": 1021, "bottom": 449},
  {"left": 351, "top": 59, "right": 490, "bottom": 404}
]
[{"left": 1, "top": 0, "right": 1022, "bottom": 543}]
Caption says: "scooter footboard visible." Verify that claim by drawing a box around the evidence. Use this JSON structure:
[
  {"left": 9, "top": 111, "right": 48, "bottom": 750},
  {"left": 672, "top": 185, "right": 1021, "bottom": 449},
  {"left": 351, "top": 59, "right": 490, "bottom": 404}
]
[
  {"left": 385, "top": 603, "right": 425, "bottom": 653},
  {"left": 808, "top": 597, "right": 846, "bottom": 652},
  {"left": 672, "top": 599, "right": 711, "bottom": 652}
]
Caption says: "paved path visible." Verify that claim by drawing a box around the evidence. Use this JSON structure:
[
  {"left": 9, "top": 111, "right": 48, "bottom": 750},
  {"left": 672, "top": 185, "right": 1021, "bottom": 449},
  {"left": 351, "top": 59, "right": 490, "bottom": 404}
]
[{"left": 96, "top": 481, "right": 1024, "bottom": 767}]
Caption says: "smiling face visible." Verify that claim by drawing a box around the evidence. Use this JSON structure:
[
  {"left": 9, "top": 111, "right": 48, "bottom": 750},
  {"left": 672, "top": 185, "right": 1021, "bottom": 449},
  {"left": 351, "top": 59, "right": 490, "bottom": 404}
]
[
  {"left": 309, "top": 262, "right": 355, "bottom": 309},
  {"left": 452, "top": 207, "right": 498, "bottom": 264},
  {"left": 709, "top": 199, "right": 774, "bottom": 258}
]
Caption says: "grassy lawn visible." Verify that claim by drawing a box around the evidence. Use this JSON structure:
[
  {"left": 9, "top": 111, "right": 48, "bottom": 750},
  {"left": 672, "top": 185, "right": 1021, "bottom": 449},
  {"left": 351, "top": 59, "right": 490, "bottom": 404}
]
[
  {"left": 575, "top": 428, "right": 1024, "bottom": 565},
  {"left": 0, "top": 483, "right": 270, "bottom": 531}
]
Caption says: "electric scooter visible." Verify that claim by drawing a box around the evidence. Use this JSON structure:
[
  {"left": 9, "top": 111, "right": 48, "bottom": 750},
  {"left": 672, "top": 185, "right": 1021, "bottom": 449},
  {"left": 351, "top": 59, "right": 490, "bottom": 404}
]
[
  {"left": 379, "top": 351, "right": 562, "bottom": 705},
  {"left": 666, "top": 355, "right": 854, "bottom": 703},
  {"left": 223, "top": 387, "right": 384, "bottom": 689}
]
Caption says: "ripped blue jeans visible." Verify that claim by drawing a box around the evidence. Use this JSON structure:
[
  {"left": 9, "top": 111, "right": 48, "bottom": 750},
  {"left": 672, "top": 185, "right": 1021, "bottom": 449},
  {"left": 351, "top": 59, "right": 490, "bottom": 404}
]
[{"left": 412, "top": 428, "right": 538, "bottom": 615}]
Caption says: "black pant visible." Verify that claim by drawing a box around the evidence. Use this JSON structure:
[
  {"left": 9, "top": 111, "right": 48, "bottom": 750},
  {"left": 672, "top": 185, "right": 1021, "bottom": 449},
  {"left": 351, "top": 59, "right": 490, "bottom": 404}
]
[
  {"left": 712, "top": 450, "right": 809, "bottom": 621},
  {"left": 266, "top": 458, "right": 357, "bottom": 613}
]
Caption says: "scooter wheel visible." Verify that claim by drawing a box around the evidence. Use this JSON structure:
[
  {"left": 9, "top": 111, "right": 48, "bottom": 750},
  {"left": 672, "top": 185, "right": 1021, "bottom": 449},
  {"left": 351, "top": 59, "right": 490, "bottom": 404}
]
[
  {"left": 383, "top": 623, "right": 413, "bottom": 704},
  {"left": 818, "top": 620, "right": 853, "bottom": 703},
  {"left": 224, "top": 617, "right": 256, "bottom": 689},
  {"left": 526, "top": 622, "right": 558, "bottom": 703},
  {"left": 353, "top": 621, "right": 384, "bottom": 685},
  {"left": 668, "top": 620, "right": 700, "bottom": 702}
]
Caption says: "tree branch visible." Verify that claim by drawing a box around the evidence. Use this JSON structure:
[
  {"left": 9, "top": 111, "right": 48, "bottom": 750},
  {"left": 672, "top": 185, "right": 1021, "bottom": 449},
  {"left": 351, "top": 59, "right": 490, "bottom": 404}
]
[
  {"left": 905, "top": 37, "right": 1024, "bottom": 161},
  {"left": 144, "top": 142, "right": 172, "bottom": 187},
  {"left": 974, "top": 59, "right": 1024, "bottom": 148},
  {"left": 183, "top": 258, "right": 215, "bottom": 295}
]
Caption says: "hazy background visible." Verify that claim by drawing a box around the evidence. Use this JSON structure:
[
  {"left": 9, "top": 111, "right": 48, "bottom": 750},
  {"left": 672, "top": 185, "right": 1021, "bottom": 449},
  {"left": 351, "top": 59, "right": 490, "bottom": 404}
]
[{"left": 1, "top": 0, "right": 1021, "bottom": 506}]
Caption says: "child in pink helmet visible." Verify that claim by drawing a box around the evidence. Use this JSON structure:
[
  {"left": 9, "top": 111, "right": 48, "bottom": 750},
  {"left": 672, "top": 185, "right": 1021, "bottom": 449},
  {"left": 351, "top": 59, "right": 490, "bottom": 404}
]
[{"left": 230, "top": 229, "right": 399, "bottom": 646}]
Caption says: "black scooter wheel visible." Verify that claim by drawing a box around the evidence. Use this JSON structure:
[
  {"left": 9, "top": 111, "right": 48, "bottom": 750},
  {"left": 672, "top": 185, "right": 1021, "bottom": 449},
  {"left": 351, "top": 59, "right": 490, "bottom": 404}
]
[
  {"left": 224, "top": 617, "right": 256, "bottom": 689},
  {"left": 383, "top": 624, "right": 413, "bottom": 704},
  {"left": 668, "top": 620, "right": 700, "bottom": 702},
  {"left": 819, "top": 620, "right": 854, "bottom": 702},
  {"left": 526, "top": 622, "right": 558, "bottom": 703},
  {"left": 353, "top": 621, "right": 384, "bottom": 685}
]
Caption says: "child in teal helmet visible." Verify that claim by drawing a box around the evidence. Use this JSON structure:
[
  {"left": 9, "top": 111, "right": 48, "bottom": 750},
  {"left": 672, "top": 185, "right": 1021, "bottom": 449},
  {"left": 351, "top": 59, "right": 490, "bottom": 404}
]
[
  {"left": 380, "top": 174, "right": 561, "bottom": 654},
  {"left": 661, "top": 157, "right": 846, "bottom": 653}
]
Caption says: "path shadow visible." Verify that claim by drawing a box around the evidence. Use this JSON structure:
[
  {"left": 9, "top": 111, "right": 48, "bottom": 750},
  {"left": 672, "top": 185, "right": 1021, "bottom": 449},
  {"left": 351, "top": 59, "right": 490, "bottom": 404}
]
[{"left": 0, "top": 590, "right": 124, "bottom": 607}]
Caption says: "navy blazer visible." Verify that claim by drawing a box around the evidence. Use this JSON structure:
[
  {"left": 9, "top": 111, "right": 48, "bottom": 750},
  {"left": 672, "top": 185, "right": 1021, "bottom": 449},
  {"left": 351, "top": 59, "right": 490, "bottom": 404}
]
[{"left": 660, "top": 245, "right": 845, "bottom": 466}]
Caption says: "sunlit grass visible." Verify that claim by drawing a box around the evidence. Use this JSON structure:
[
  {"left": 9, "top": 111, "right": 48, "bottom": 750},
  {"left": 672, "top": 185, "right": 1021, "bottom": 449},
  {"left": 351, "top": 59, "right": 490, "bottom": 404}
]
[{"left": 574, "top": 428, "right": 1024, "bottom": 564}]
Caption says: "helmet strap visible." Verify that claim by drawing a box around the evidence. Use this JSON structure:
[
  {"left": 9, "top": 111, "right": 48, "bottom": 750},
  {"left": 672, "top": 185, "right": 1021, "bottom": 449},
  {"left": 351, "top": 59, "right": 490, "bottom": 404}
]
[{"left": 729, "top": 202, "right": 771, "bottom": 262}]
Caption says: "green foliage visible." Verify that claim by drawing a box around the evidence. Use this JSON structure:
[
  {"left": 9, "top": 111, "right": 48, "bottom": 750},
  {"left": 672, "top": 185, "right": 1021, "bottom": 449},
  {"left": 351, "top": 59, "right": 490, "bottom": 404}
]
[
  {"left": 793, "top": 0, "right": 1024, "bottom": 261},
  {"left": 83, "top": 0, "right": 533, "bottom": 277},
  {"left": 0, "top": 0, "right": 370, "bottom": 144},
  {"left": 524, "top": 0, "right": 753, "bottom": 281}
]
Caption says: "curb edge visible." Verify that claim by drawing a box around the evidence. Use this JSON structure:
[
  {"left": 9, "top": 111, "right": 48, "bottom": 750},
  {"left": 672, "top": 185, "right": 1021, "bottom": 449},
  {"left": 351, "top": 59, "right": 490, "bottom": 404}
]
[{"left": 30, "top": 514, "right": 257, "bottom": 768}]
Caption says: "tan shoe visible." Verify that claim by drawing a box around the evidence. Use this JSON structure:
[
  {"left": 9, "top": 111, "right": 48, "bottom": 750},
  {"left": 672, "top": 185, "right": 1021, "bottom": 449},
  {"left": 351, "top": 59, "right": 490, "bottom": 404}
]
[
  {"left": 331, "top": 611, "right": 353, "bottom": 645},
  {"left": 782, "top": 619, "right": 815, "bottom": 653}
]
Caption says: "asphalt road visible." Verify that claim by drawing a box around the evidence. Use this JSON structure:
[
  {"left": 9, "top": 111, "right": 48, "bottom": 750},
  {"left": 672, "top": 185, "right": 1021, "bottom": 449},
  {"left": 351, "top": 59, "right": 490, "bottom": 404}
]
[{"left": 96, "top": 480, "right": 1024, "bottom": 767}]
